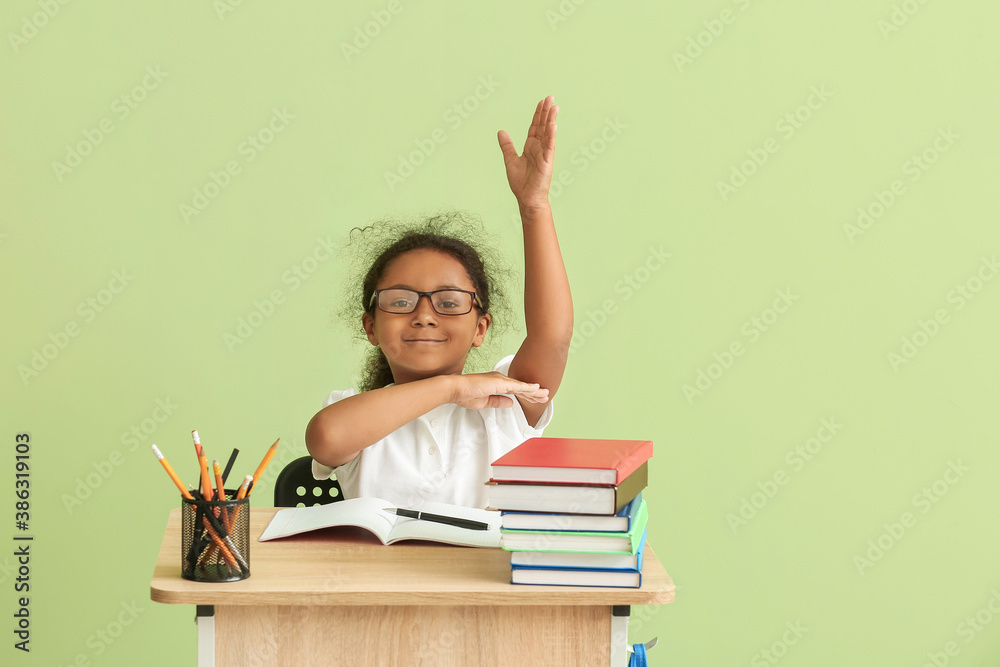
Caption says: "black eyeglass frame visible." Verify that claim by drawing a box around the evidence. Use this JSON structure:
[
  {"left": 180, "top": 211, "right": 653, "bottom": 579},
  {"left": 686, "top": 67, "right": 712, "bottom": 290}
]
[{"left": 368, "top": 288, "right": 485, "bottom": 316}]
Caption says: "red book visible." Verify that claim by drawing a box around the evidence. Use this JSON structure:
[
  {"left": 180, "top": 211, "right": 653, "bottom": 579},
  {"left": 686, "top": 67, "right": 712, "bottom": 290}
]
[{"left": 490, "top": 437, "right": 653, "bottom": 485}]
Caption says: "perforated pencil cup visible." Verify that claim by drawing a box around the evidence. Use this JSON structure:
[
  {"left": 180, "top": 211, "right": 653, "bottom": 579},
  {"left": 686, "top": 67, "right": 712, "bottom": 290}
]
[{"left": 181, "top": 491, "right": 250, "bottom": 582}]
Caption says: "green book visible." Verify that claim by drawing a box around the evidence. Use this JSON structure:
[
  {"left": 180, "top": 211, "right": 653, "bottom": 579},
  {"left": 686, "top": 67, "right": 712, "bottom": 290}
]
[{"left": 500, "top": 499, "right": 648, "bottom": 554}]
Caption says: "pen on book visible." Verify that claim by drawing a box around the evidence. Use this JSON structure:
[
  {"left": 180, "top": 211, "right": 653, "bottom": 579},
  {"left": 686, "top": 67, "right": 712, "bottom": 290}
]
[{"left": 384, "top": 508, "right": 490, "bottom": 531}]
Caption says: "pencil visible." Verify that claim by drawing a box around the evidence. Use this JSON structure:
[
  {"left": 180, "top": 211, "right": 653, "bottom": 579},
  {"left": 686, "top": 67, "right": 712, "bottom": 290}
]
[
  {"left": 248, "top": 438, "right": 279, "bottom": 495},
  {"left": 236, "top": 474, "right": 252, "bottom": 500},
  {"left": 198, "top": 454, "right": 212, "bottom": 501},
  {"left": 227, "top": 475, "right": 253, "bottom": 530},
  {"left": 152, "top": 444, "right": 194, "bottom": 500},
  {"left": 192, "top": 431, "right": 204, "bottom": 495},
  {"left": 202, "top": 474, "right": 253, "bottom": 569},
  {"left": 212, "top": 460, "right": 226, "bottom": 501},
  {"left": 153, "top": 445, "right": 237, "bottom": 571},
  {"left": 213, "top": 460, "right": 232, "bottom": 533}
]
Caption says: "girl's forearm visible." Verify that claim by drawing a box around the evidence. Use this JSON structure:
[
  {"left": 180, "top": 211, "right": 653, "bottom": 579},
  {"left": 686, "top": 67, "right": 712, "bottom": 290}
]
[
  {"left": 519, "top": 202, "right": 573, "bottom": 344},
  {"left": 305, "top": 375, "right": 456, "bottom": 467}
]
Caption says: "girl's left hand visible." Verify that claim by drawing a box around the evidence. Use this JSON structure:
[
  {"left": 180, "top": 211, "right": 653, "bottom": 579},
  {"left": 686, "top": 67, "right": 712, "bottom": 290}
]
[{"left": 498, "top": 95, "right": 558, "bottom": 209}]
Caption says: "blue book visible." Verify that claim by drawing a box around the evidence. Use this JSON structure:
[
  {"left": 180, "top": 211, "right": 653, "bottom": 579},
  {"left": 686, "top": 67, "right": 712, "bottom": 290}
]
[
  {"left": 509, "top": 538, "right": 646, "bottom": 587},
  {"left": 500, "top": 493, "right": 643, "bottom": 532}
]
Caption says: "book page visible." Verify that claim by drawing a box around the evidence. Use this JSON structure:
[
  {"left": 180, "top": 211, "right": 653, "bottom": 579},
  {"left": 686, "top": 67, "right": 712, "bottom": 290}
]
[
  {"left": 386, "top": 502, "right": 502, "bottom": 548},
  {"left": 258, "top": 497, "right": 397, "bottom": 543}
]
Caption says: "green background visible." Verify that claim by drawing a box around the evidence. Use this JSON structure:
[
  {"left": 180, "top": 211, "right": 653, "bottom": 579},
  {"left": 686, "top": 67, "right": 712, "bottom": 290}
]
[{"left": 3, "top": 1, "right": 999, "bottom": 665}]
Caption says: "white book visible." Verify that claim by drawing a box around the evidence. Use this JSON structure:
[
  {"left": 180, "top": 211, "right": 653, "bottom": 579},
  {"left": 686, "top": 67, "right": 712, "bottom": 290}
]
[
  {"left": 501, "top": 494, "right": 643, "bottom": 532},
  {"left": 258, "top": 497, "right": 501, "bottom": 548},
  {"left": 510, "top": 549, "right": 641, "bottom": 571},
  {"left": 510, "top": 568, "right": 642, "bottom": 588}
]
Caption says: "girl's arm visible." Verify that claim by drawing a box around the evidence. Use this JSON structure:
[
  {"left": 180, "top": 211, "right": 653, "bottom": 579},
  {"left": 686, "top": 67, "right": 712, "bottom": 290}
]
[
  {"left": 497, "top": 96, "right": 574, "bottom": 427},
  {"left": 306, "top": 373, "right": 549, "bottom": 467}
]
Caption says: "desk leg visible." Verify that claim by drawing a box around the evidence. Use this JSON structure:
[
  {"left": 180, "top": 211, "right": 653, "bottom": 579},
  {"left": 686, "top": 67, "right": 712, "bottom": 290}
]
[
  {"left": 611, "top": 605, "right": 629, "bottom": 667},
  {"left": 196, "top": 605, "right": 215, "bottom": 667}
]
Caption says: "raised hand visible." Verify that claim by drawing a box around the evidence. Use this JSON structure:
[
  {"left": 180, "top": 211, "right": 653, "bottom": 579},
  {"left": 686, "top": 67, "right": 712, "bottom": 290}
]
[
  {"left": 497, "top": 95, "right": 558, "bottom": 209},
  {"left": 450, "top": 371, "right": 549, "bottom": 410}
]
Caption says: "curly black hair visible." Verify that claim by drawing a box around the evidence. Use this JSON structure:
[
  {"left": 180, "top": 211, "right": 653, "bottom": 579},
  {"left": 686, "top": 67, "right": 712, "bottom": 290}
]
[{"left": 336, "top": 210, "right": 515, "bottom": 392}]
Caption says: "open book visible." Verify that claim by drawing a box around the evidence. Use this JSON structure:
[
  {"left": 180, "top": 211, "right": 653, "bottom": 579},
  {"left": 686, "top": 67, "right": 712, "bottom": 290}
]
[{"left": 258, "top": 497, "right": 502, "bottom": 548}]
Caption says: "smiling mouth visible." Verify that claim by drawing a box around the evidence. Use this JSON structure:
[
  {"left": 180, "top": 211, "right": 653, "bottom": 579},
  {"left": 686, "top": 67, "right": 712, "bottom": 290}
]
[{"left": 406, "top": 339, "right": 445, "bottom": 343}]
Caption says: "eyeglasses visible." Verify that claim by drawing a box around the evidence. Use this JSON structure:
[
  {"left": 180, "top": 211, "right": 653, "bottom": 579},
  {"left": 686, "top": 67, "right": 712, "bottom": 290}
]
[{"left": 369, "top": 288, "right": 484, "bottom": 315}]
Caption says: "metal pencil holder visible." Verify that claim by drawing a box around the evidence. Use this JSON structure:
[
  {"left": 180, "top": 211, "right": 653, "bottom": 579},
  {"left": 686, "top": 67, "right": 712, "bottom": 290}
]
[{"left": 181, "top": 491, "right": 250, "bottom": 582}]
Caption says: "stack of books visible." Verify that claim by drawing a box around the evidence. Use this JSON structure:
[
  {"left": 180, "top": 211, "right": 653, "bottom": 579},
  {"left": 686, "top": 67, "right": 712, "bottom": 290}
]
[{"left": 486, "top": 437, "right": 653, "bottom": 588}]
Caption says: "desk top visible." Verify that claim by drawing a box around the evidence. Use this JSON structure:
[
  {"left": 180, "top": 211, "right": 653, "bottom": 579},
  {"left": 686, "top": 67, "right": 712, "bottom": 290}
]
[{"left": 150, "top": 508, "right": 675, "bottom": 606}]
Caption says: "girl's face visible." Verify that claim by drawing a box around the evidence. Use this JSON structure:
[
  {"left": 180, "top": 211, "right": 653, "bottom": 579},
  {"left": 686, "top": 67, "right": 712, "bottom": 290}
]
[{"left": 361, "top": 248, "right": 491, "bottom": 385}]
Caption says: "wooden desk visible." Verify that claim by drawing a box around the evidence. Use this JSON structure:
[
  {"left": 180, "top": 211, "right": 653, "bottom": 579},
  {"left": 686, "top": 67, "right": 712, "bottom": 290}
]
[{"left": 151, "top": 507, "right": 674, "bottom": 666}]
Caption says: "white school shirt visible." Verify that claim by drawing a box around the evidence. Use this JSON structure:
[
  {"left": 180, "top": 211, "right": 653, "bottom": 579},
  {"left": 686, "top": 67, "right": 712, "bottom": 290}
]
[{"left": 311, "top": 355, "right": 554, "bottom": 509}]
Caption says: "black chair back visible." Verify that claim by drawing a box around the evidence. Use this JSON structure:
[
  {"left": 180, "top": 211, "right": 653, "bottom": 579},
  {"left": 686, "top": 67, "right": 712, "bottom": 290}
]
[{"left": 273, "top": 456, "right": 345, "bottom": 507}]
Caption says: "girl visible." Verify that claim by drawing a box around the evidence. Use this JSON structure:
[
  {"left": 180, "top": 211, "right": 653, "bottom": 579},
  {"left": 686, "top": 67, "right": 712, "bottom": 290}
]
[{"left": 305, "top": 95, "right": 572, "bottom": 508}]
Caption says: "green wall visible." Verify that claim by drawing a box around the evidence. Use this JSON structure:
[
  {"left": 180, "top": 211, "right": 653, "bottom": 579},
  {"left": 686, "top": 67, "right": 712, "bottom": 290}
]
[{"left": 3, "top": 1, "right": 999, "bottom": 665}]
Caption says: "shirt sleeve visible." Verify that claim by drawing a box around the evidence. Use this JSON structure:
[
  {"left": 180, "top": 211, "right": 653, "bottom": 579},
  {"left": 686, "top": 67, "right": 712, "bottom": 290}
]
[
  {"left": 490, "top": 354, "right": 555, "bottom": 436},
  {"left": 311, "top": 389, "right": 360, "bottom": 481}
]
